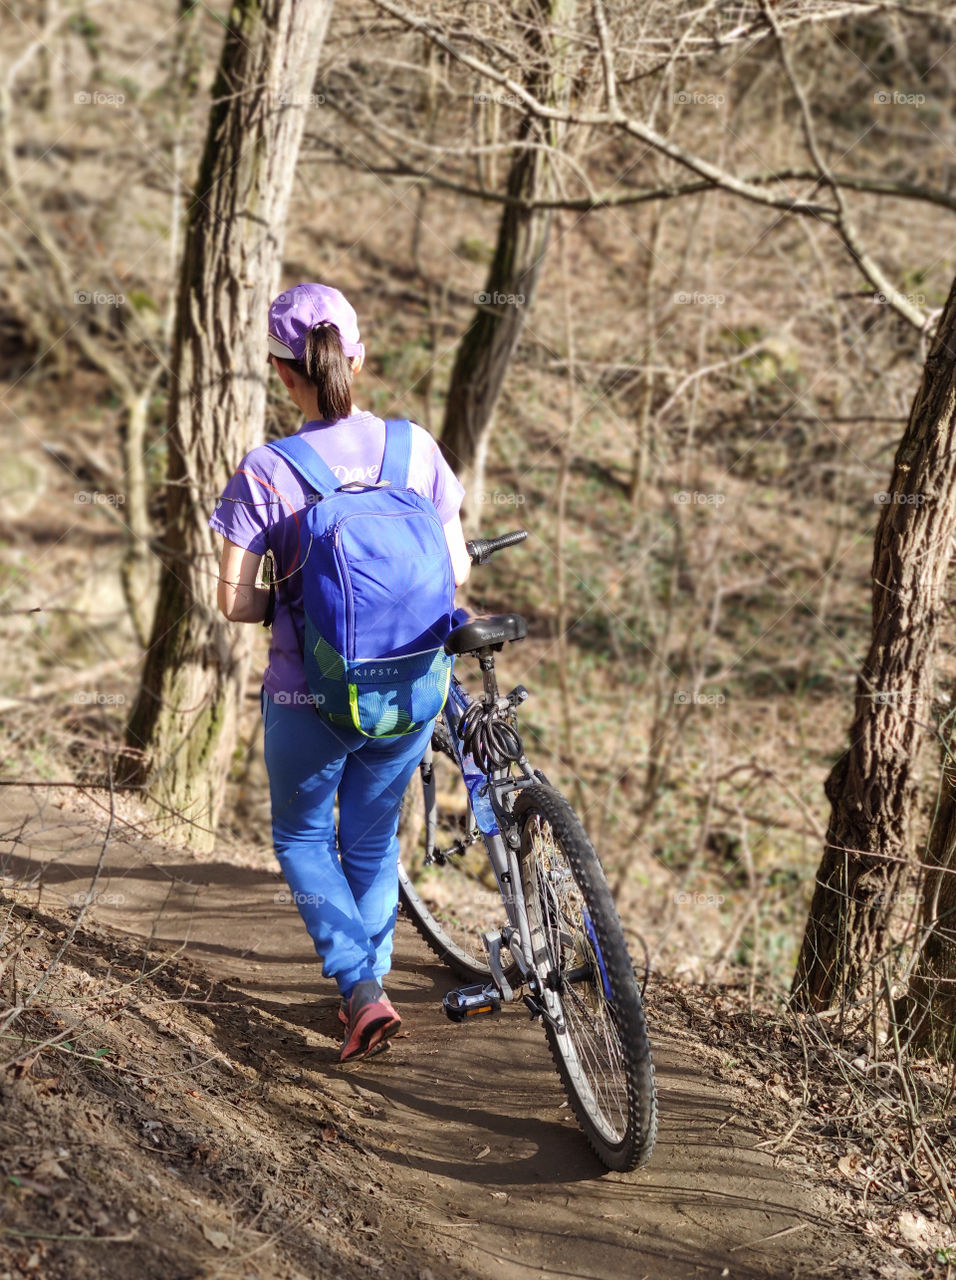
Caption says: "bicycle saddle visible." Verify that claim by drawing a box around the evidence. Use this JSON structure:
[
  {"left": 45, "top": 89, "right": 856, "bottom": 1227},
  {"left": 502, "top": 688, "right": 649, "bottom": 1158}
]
[{"left": 444, "top": 612, "right": 527, "bottom": 655}]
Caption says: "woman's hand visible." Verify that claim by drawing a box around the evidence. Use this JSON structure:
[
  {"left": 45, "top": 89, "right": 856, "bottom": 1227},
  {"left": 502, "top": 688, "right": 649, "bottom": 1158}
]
[{"left": 217, "top": 538, "right": 269, "bottom": 622}]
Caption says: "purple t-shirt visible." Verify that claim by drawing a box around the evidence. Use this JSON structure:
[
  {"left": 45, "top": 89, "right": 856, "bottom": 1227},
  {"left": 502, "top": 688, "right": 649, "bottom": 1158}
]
[{"left": 208, "top": 411, "right": 465, "bottom": 698}]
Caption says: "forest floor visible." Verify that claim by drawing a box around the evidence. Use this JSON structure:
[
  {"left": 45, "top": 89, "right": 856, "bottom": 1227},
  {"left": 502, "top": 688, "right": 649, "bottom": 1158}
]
[
  {"left": 1, "top": 784, "right": 946, "bottom": 1280},
  {"left": 4, "top": 7, "right": 956, "bottom": 1274}
]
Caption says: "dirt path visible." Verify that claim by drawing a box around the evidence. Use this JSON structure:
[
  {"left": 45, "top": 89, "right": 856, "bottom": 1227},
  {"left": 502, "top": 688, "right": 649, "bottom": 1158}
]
[{"left": 2, "top": 788, "right": 890, "bottom": 1280}]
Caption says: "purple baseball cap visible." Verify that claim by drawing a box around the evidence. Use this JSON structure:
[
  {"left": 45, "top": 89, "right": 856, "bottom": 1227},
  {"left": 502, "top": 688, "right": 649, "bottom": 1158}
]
[{"left": 267, "top": 283, "right": 365, "bottom": 363}]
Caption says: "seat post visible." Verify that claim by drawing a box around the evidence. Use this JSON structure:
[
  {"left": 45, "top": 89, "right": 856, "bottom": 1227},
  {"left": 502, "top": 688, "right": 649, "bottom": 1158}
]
[{"left": 478, "top": 650, "right": 499, "bottom": 701}]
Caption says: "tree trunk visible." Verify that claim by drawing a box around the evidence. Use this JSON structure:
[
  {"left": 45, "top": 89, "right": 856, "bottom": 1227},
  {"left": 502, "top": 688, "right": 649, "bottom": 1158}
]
[
  {"left": 903, "top": 740, "right": 956, "bottom": 1059},
  {"left": 438, "top": 131, "right": 552, "bottom": 483},
  {"left": 123, "top": 0, "right": 332, "bottom": 847},
  {"left": 119, "top": 390, "right": 155, "bottom": 649},
  {"left": 791, "top": 276, "right": 956, "bottom": 1014},
  {"left": 438, "top": 0, "right": 573, "bottom": 486}
]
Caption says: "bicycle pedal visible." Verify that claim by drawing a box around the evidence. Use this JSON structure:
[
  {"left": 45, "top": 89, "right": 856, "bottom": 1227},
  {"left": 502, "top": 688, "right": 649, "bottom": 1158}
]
[{"left": 443, "top": 984, "right": 502, "bottom": 1022}]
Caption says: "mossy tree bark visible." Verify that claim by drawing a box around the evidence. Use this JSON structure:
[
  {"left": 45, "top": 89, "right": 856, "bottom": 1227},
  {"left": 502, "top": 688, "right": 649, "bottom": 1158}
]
[
  {"left": 123, "top": 0, "right": 332, "bottom": 847},
  {"left": 791, "top": 277, "right": 956, "bottom": 1015},
  {"left": 903, "top": 741, "right": 956, "bottom": 1059},
  {"left": 438, "top": 0, "right": 573, "bottom": 489}
]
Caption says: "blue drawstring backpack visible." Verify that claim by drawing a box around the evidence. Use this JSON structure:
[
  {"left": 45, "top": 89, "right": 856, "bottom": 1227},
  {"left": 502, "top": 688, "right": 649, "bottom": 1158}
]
[{"left": 267, "top": 419, "right": 455, "bottom": 737}]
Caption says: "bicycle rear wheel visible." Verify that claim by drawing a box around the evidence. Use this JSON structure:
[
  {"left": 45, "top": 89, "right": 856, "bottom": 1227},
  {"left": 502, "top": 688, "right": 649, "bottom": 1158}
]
[
  {"left": 398, "top": 723, "right": 509, "bottom": 983},
  {"left": 514, "top": 784, "right": 658, "bottom": 1172}
]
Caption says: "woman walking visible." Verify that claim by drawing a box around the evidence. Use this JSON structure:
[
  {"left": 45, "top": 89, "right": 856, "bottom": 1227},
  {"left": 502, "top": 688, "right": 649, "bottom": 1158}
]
[{"left": 210, "top": 283, "right": 470, "bottom": 1061}]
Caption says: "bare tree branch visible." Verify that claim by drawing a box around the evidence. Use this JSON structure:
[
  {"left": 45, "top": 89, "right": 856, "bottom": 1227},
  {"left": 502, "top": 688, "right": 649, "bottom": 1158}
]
[
  {"left": 366, "top": 0, "right": 942, "bottom": 334},
  {"left": 760, "top": 0, "right": 927, "bottom": 330}
]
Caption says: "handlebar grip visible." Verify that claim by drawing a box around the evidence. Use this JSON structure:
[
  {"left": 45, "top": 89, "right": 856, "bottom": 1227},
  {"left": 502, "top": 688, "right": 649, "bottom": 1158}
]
[{"left": 466, "top": 529, "right": 528, "bottom": 565}]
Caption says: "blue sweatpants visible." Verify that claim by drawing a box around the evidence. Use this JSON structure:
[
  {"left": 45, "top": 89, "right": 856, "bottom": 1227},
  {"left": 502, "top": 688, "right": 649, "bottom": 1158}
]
[{"left": 261, "top": 692, "right": 433, "bottom": 996}]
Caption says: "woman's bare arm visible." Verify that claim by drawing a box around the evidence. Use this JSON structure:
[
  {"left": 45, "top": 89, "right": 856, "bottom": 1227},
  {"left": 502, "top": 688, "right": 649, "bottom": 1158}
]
[
  {"left": 443, "top": 514, "right": 472, "bottom": 587},
  {"left": 217, "top": 538, "right": 269, "bottom": 622}
]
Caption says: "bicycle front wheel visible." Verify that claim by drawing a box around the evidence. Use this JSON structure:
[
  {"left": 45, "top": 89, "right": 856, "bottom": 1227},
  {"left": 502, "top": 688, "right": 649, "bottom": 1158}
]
[{"left": 514, "top": 784, "right": 658, "bottom": 1172}]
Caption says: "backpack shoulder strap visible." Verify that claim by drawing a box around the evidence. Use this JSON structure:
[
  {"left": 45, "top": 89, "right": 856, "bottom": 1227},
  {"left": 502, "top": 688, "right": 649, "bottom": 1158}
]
[
  {"left": 267, "top": 435, "right": 339, "bottom": 499},
  {"left": 379, "top": 419, "right": 412, "bottom": 489}
]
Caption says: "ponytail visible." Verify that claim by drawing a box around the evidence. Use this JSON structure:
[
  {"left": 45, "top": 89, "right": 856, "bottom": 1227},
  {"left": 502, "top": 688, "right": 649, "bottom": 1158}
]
[{"left": 280, "top": 321, "right": 353, "bottom": 422}]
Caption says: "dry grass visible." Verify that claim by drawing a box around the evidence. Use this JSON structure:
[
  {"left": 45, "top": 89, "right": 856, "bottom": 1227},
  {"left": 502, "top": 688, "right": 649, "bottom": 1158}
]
[
  {"left": 2, "top": 4, "right": 956, "bottom": 1270},
  {"left": 2, "top": 0, "right": 955, "bottom": 992}
]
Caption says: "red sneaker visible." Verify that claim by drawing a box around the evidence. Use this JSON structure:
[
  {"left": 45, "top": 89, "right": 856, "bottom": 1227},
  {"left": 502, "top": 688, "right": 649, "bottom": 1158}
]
[{"left": 339, "top": 985, "right": 401, "bottom": 1063}]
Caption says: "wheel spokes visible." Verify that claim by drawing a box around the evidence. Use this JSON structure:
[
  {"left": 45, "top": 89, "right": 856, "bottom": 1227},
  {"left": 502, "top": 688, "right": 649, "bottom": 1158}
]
[{"left": 525, "top": 817, "right": 630, "bottom": 1143}]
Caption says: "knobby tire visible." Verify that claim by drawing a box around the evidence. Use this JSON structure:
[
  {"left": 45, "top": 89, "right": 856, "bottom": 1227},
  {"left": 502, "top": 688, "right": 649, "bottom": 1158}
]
[{"left": 514, "top": 784, "right": 658, "bottom": 1172}]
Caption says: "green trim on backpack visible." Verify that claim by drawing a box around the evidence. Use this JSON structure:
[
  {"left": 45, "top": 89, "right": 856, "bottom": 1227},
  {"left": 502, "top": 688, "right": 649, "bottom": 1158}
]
[
  {"left": 308, "top": 627, "right": 454, "bottom": 737},
  {"left": 346, "top": 650, "right": 454, "bottom": 738}
]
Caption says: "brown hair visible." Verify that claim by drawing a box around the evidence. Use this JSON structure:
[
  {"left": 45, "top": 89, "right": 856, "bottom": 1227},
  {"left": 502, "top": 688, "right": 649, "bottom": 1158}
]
[{"left": 280, "top": 321, "right": 353, "bottom": 422}]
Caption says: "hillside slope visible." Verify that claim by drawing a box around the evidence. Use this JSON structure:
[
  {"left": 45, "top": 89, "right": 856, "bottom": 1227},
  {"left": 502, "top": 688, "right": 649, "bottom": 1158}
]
[{"left": 0, "top": 785, "right": 916, "bottom": 1280}]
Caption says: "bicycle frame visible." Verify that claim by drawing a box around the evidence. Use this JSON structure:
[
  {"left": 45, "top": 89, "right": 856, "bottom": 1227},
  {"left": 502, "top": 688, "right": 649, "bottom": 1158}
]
[{"left": 425, "top": 658, "right": 558, "bottom": 1013}]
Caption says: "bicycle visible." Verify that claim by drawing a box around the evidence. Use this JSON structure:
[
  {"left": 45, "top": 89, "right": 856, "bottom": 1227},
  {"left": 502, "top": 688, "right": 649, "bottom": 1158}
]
[{"left": 398, "top": 529, "right": 658, "bottom": 1172}]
